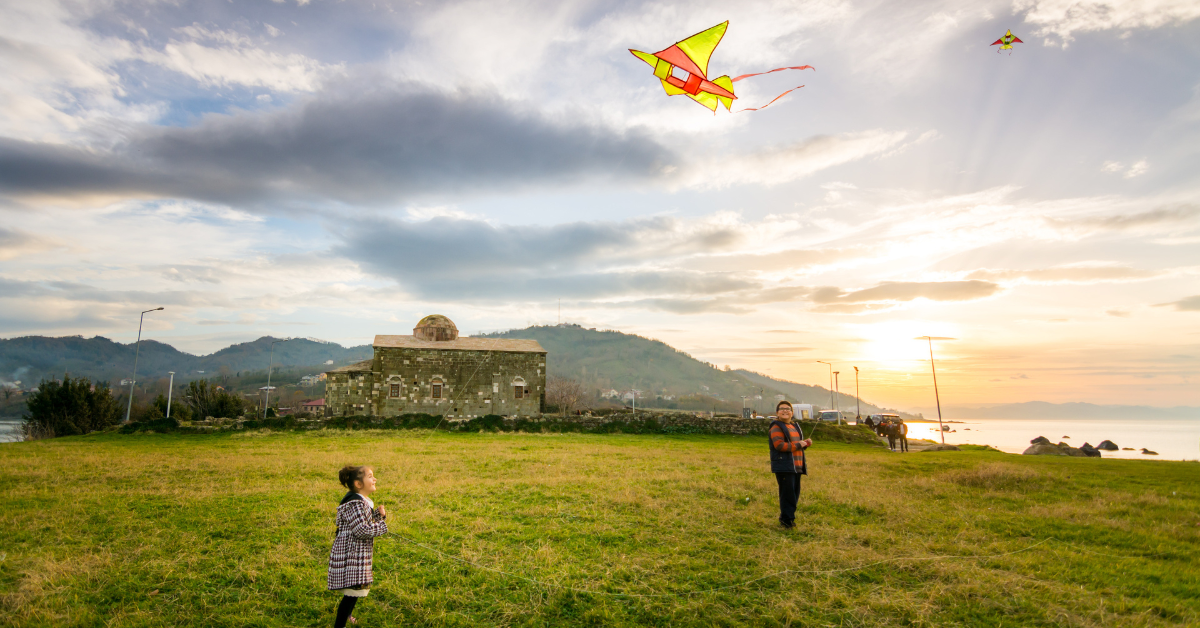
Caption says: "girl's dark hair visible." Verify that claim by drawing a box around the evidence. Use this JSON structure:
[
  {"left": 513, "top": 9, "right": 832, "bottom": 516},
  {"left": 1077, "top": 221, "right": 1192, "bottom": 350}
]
[
  {"left": 338, "top": 465, "right": 370, "bottom": 491},
  {"left": 776, "top": 400, "right": 794, "bottom": 413}
]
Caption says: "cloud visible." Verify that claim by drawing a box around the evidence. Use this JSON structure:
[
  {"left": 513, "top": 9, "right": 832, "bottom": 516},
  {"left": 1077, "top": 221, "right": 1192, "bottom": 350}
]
[
  {"left": 0, "top": 226, "right": 63, "bottom": 260},
  {"left": 679, "top": 130, "right": 913, "bottom": 189},
  {"left": 1047, "top": 204, "right": 1200, "bottom": 233},
  {"left": 811, "top": 280, "right": 1001, "bottom": 304},
  {"left": 1016, "top": 0, "right": 1200, "bottom": 46},
  {"left": 1100, "top": 159, "right": 1150, "bottom": 178},
  {"left": 1106, "top": 309, "right": 1131, "bottom": 317},
  {"left": 1155, "top": 295, "right": 1200, "bottom": 311},
  {"left": 0, "top": 82, "right": 672, "bottom": 206},
  {"left": 967, "top": 264, "right": 1164, "bottom": 284},
  {"left": 1010, "top": 373, "right": 1030, "bottom": 380}
]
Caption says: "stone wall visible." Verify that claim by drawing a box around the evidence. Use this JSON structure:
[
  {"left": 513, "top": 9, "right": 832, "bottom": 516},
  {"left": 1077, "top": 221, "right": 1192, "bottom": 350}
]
[{"left": 326, "top": 348, "right": 546, "bottom": 418}]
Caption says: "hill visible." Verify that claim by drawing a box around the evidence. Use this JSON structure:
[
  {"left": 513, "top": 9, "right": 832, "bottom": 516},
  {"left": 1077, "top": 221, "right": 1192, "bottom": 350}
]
[
  {"left": 476, "top": 324, "right": 905, "bottom": 416},
  {"left": 0, "top": 335, "right": 372, "bottom": 389}
]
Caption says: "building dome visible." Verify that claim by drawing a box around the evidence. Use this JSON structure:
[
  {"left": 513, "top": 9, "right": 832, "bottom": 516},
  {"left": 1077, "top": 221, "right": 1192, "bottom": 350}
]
[{"left": 413, "top": 314, "right": 458, "bottom": 341}]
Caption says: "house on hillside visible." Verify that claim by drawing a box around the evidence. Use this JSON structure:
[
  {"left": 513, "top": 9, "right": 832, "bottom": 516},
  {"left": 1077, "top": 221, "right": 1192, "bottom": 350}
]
[
  {"left": 600, "top": 389, "right": 620, "bottom": 399},
  {"left": 325, "top": 315, "right": 547, "bottom": 419},
  {"left": 301, "top": 398, "right": 327, "bottom": 416}
]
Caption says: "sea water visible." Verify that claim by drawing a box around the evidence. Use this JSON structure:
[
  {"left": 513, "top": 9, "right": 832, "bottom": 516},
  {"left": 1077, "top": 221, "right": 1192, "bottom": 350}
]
[{"left": 898, "top": 417, "right": 1200, "bottom": 461}]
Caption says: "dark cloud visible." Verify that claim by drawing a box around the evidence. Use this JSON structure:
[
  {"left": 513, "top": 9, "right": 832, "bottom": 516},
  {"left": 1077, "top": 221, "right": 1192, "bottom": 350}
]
[
  {"left": 0, "top": 277, "right": 227, "bottom": 308},
  {"left": 1155, "top": 295, "right": 1200, "bottom": 312},
  {"left": 334, "top": 214, "right": 756, "bottom": 302},
  {"left": 1049, "top": 204, "right": 1200, "bottom": 231},
  {"left": 0, "top": 82, "right": 671, "bottom": 206},
  {"left": 811, "top": 280, "right": 1001, "bottom": 305}
]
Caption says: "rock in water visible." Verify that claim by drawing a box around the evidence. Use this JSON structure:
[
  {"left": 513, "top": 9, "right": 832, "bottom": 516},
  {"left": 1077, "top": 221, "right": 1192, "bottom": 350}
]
[
  {"left": 1079, "top": 443, "right": 1102, "bottom": 458},
  {"left": 1141, "top": 448, "right": 1159, "bottom": 455},
  {"left": 1030, "top": 436, "right": 1052, "bottom": 445},
  {"left": 1097, "top": 440, "right": 1119, "bottom": 451},
  {"left": 1023, "top": 444, "right": 1067, "bottom": 456},
  {"left": 1122, "top": 447, "right": 1135, "bottom": 451},
  {"left": 1062, "top": 435, "right": 1070, "bottom": 438}
]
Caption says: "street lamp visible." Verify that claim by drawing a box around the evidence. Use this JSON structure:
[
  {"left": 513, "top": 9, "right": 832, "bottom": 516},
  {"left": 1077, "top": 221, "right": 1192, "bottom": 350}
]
[
  {"left": 264, "top": 337, "right": 293, "bottom": 419},
  {"left": 853, "top": 366, "right": 861, "bottom": 423},
  {"left": 124, "top": 307, "right": 164, "bottom": 423},
  {"left": 166, "top": 371, "right": 175, "bottom": 419},
  {"left": 833, "top": 371, "right": 841, "bottom": 425},
  {"left": 816, "top": 361, "right": 833, "bottom": 410},
  {"left": 915, "top": 336, "right": 956, "bottom": 444}
]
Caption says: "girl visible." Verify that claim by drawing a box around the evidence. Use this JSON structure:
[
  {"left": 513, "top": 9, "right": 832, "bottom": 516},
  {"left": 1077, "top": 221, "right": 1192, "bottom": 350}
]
[{"left": 328, "top": 466, "right": 388, "bottom": 627}]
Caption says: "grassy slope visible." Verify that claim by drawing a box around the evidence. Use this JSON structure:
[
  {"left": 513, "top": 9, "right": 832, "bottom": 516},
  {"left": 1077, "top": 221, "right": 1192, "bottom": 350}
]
[{"left": 1, "top": 431, "right": 1198, "bottom": 627}]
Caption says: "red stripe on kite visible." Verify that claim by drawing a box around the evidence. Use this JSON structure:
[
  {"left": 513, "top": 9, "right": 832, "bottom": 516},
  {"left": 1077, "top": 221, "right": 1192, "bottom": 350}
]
[{"left": 731, "top": 65, "right": 814, "bottom": 83}]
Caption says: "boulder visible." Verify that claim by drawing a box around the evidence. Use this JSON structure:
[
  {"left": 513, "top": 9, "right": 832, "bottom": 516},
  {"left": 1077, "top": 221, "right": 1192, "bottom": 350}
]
[
  {"left": 1096, "top": 440, "right": 1119, "bottom": 451},
  {"left": 1030, "top": 436, "right": 1052, "bottom": 445},
  {"left": 1023, "top": 444, "right": 1067, "bottom": 456},
  {"left": 1059, "top": 444, "right": 1089, "bottom": 457},
  {"left": 1122, "top": 447, "right": 1135, "bottom": 451},
  {"left": 1079, "top": 443, "right": 1102, "bottom": 458},
  {"left": 1141, "top": 448, "right": 1159, "bottom": 455}
]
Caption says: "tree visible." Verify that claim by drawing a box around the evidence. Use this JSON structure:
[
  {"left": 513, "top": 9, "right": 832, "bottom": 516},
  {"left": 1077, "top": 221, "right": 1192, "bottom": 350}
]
[
  {"left": 23, "top": 376, "right": 123, "bottom": 438},
  {"left": 184, "top": 380, "right": 248, "bottom": 419},
  {"left": 546, "top": 376, "right": 586, "bottom": 415}
]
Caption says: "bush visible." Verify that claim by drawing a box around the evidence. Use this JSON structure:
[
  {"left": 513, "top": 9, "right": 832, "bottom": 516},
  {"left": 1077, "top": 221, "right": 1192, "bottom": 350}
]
[
  {"left": 23, "top": 376, "right": 123, "bottom": 438},
  {"left": 119, "top": 417, "right": 180, "bottom": 434}
]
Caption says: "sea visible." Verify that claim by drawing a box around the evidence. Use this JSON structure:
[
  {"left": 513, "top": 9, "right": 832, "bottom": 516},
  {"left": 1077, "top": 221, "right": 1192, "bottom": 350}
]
[
  {"left": 0, "top": 421, "right": 21, "bottom": 443},
  {"left": 898, "top": 417, "right": 1200, "bottom": 461}
]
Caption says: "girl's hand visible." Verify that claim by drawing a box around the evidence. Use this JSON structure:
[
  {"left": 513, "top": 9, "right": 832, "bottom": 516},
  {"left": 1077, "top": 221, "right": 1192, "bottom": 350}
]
[{"left": 378, "top": 504, "right": 387, "bottom": 518}]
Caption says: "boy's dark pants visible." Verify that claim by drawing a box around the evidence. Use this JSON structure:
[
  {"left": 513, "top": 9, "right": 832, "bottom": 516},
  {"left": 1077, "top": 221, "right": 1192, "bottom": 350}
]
[
  {"left": 775, "top": 472, "right": 801, "bottom": 526},
  {"left": 900, "top": 436, "right": 909, "bottom": 452},
  {"left": 887, "top": 434, "right": 896, "bottom": 450}
]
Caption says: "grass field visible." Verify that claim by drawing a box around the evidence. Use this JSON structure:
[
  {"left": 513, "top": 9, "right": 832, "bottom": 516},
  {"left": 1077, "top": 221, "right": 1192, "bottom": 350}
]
[{"left": 1, "top": 429, "right": 1198, "bottom": 627}]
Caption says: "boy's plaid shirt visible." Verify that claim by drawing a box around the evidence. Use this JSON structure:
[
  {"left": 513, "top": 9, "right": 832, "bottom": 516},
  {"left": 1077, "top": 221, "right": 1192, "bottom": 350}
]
[{"left": 769, "top": 422, "right": 806, "bottom": 471}]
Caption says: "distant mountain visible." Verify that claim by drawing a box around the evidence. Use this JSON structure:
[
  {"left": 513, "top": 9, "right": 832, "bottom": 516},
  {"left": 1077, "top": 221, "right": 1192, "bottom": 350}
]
[
  {"left": 0, "top": 335, "right": 372, "bottom": 387},
  {"left": 477, "top": 324, "right": 916, "bottom": 417},
  {"left": 733, "top": 369, "right": 919, "bottom": 420},
  {"left": 933, "top": 401, "right": 1199, "bottom": 420}
]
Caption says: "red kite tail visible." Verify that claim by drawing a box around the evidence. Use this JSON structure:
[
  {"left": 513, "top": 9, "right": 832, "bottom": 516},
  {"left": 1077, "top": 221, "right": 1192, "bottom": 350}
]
[
  {"left": 731, "top": 65, "right": 814, "bottom": 83},
  {"left": 736, "top": 85, "right": 805, "bottom": 113}
]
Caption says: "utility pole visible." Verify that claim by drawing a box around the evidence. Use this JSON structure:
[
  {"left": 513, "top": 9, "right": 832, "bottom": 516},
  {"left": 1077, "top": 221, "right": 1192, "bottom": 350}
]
[
  {"left": 833, "top": 371, "right": 841, "bottom": 425},
  {"left": 264, "top": 338, "right": 292, "bottom": 419},
  {"left": 853, "top": 366, "right": 861, "bottom": 423},
  {"left": 816, "top": 361, "right": 833, "bottom": 410},
  {"left": 166, "top": 371, "right": 175, "bottom": 418},
  {"left": 124, "top": 307, "right": 164, "bottom": 423},
  {"left": 916, "top": 336, "right": 955, "bottom": 444}
]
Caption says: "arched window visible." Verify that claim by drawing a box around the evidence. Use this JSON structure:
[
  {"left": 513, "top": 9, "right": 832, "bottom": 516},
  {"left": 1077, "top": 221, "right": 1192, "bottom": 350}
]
[{"left": 512, "top": 377, "right": 527, "bottom": 400}]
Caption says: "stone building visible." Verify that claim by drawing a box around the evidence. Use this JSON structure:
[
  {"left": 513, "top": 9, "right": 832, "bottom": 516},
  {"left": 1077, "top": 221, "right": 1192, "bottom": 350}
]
[{"left": 324, "top": 315, "right": 547, "bottom": 418}]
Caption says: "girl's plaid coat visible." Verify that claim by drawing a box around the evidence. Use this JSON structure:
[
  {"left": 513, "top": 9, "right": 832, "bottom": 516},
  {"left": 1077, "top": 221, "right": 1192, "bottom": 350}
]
[{"left": 327, "top": 492, "right": 388, "bottom": 590}]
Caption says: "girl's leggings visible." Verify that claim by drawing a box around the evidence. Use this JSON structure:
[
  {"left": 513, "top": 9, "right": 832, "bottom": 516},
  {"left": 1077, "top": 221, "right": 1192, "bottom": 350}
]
[{"left": 335, "top": 595, "right": 358, "bottom": 628}]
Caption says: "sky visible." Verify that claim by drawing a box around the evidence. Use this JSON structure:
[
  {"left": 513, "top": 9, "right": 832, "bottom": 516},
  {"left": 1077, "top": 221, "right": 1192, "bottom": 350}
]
[{"left": 1, "top": 0, "right": 1198, "bottom": 411}]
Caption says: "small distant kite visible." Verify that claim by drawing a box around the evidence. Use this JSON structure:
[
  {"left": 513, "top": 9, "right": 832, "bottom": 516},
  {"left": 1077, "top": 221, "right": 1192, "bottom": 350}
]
[
  {"left": 991, "top": 29, "right": 1023, "bottom": 54},
  {"left": 629, "top": 21, "right": 813, "bottom": 113}
]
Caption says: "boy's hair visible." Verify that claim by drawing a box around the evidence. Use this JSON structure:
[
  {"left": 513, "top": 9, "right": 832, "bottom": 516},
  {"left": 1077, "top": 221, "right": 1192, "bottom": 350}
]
[
  {"left": 776, "top": 400, "right": 794, "bottom": 413},
  {"left": 338, "top": 465, "right": 371, "bottom": 491}
]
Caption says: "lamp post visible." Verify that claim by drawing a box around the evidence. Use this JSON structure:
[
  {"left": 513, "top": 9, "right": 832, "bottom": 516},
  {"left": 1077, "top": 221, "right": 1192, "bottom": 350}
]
[
  {"left": 264, "top": 337, "right": 292, "bottom": 419},
  {"left": 816, "top": 361, "right": 833, "bottom": 410},
  {"left": 853, "top": 366, "right": 861, "bottom": 423},
  {"left": 124, "top": 307, "right": 164, "bottom": 423},
  {"left": 833, "top": 371, "right": 841, "bottom": 425},
  {"left": 915, "top": 336, "right": 956, "bottom": 444},
  {"left": 166, "top": 371, "right": 175, "bottom": 418}
]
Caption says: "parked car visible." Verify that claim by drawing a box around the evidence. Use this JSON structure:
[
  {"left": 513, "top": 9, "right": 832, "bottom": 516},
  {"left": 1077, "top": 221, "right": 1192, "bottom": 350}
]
[{"left": 817, "top": 410, "right": 843, "bottom": 422}]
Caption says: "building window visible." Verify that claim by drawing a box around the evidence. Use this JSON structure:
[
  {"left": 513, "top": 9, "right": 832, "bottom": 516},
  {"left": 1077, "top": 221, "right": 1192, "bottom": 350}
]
[
  {"left": 390, "top": 384, "right": 400, "bottom": 398},
  {"left": 432, "top": 381, "right": 443, "bottom": 399},
  {"left": 514, "top": 386, "right": 525, "bottom": 400}
]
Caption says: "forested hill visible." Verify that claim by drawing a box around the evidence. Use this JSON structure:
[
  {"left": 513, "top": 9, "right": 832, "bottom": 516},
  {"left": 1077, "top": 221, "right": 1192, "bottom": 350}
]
[
  {"left": 0, "top": 335, "right": 372, "bottom": 388},
  {"left": 476, "top": 324, "right": 917, "bottom": 418}
]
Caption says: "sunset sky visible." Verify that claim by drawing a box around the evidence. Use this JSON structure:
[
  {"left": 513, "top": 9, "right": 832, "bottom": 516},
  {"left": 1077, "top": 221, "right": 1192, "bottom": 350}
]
[{"left": 1, "top": 0, "right": 1198, "bottom": 410}]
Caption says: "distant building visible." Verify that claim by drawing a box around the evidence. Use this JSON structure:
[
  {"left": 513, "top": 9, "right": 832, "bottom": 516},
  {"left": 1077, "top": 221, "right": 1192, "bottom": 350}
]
[
  {"left": 600, "top": 389, "right": 620, "bottom": 399},
  {"left": 300, "top": 375, "right": 322, "bottom": 387},
  {"left": 324, "top": 315, "right": 547, "bottom": 418},
  {"left": 302, "top": 398, "right": 327, "bottom": 416}
]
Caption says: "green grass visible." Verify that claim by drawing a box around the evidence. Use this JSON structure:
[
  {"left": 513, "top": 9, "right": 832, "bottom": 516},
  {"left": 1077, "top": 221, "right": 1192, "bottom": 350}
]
[{"left": 1, "top": 430, "right": 1198, "bottom": 627}]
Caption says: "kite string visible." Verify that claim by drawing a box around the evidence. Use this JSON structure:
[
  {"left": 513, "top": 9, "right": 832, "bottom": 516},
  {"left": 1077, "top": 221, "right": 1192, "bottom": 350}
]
[
  {"left": 424, "top": 353, "right": 494, "bottom": 440},
  {"left": 384, "top": 533, "right": 1055, "bottom": 599}
]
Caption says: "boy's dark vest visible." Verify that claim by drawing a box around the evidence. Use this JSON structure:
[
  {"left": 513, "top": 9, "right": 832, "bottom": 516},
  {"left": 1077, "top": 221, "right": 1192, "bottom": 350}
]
[{"left": 768, "top": 420, "right": 808, "bottom": 475}]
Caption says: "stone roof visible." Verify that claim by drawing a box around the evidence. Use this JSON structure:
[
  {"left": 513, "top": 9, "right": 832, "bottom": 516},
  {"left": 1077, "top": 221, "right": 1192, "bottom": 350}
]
[
  {"left": 328, "top": 359, "right": 374, "bottom": 373},
  {"left": 373, "top": 335, "right": 545, "bottom": 353}
]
